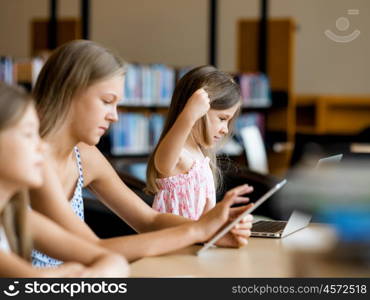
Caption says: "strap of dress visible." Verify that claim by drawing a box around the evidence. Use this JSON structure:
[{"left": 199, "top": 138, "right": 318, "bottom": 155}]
[{"left": 73, "top": 146, "right": 84, "bottom": 184}]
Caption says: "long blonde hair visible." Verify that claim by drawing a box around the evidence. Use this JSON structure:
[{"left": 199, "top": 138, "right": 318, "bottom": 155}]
[
  {"left": 0, "top": 82, "right": 33, "bottom": 260},
  {"left": 33, "top": 39, "right": 126, "bottom": 138},
  {"left": 146, "top": 65, "right": 241, "bottom": 195}
]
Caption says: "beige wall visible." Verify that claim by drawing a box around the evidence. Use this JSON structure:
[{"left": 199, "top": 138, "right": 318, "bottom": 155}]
[
  {"left": 0, "top": 0, "right": 47, "bottom": 58},
  {"left": 0, "top": 0, "right": 369, "bottom": 95},
  {"left": 0, "top": 0, "right": 79, "bottom": 57},
  {"left": 91, "top": 0, "right": 208, "bottom": 66},
  {"left": 269, "top": 0, "right": 370, "bottom": 95}
]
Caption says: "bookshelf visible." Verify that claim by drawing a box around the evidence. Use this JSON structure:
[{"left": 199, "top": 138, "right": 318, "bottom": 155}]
[
  {"left": 108, "top": 63, "right": 271, "bottom": 160},
  {"left": 238, "top": 18, "right": 296, "bottom": 175},
  {"left": 31, "top": 18, "right": 81, "bottom": 56},
  {"left": 1, "top": 17, "right": 80, "bottom": 88},
  {"left": 295, "top": 94, "right": 370, "bottom": 135},
  {"left": 0, "top": 57, "right": 44, "bottom": 91},
  {"left": 3, "top": 58, "right": 273, "bottom": 175},
  {"left": 0, "top": 57, "right": 14, "bottom": 85}
]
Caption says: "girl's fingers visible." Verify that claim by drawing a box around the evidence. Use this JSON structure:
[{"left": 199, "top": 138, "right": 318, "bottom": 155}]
[
  {"left": 242, "top": 187, "right": 254, "bottom": 194},
  {"left": 229, "top": 204, "right": 254, "bottom": 218},
  {"left": 229, "top": 218, "right": 253, "bottom": 228},
  {"left": 232, "top": 222, "right": 251, "bottom": 231},
  {"left": 229, "top": 205, "right": 251, "bottom": 217},
  {"left": 221, "top": 191, "right": 237, "bottom": 205},
  {"left": 231, "top": 222, "right": 253, "bottom": 231},
  {"left": 226, "top": 184, "right": 254, "bottom": 197},
  {"left": 233, "top": 197, "right": 250, "bottom": 204},
  {"left": 230, "top": 216, "right": 254, "bottom": 225},
  {"left": 231, "top": 228, "right": 252, "bottom": 237},
  {"left": 235, "top": 236, "right": 248, "bottom": 247},
  {"left": 240, "top": 214, "right": 254, "bottom": 223},
  {"left": 220, "top": 192, "right": 253, "bottom": 215}
]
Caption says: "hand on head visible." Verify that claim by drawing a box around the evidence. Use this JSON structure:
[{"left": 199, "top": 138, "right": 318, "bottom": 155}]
[{"left": 182, "top": 88, "right": 210, "bottom": 123}]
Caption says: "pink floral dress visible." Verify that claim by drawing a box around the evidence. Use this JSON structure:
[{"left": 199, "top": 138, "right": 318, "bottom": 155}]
[{"left": 152, "top": 156, "right": 216, "bottom": 220}]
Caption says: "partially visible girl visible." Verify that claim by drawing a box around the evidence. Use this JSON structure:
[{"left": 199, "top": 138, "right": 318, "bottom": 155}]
[
  {"left": 146, "top": 65, "right": 254, "bottom": 220},
  {"left": 0, "top": 82, "right": 129, "bottom": 277}
]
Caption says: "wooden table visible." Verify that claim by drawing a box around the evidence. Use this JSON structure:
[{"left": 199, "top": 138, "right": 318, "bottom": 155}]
[{"left": 130, "top": 224, "right": 370, "bottom": 277}]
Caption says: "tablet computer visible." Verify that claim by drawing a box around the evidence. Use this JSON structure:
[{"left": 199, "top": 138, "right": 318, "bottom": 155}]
[{"left": 196, "top": 179, "right": 287, "bottom": 255}]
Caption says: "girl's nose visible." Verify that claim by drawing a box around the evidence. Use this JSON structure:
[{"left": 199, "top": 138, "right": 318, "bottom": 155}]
[
  {"left": 107, "top": 107, "right": 119, "bottom": 123},
  {"left": 220, "top": 125, "right": 228, "bottom": 135},
  {"left": 39, "top": 139, "right": 49, "bottom": 154}
]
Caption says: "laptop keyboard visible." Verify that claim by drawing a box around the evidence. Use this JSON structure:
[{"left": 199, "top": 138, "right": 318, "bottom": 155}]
[{"left": 252, "top": 220, "right": 287, "bottom": 233}]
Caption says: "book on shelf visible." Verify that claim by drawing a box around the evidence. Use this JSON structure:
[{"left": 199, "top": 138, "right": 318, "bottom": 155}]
[
  {"left": 0, "top": 56, "right": 14, "bottom": 85},
  {"left": 110, "top": 112, "right": 165, "bottom": 156},
  {"left": 235, "top": 112, "right": 265, "bottom": 140},
  {"left": 108, "top": 64, "right": 269, "bottom": 158},
  {"left": 109, "top": 111, "right": 265, "bottom": 157},
  {"left": 121, "top": 63, "right": 175, "bottom": 106},
  {"left": 218, "top": 113, "right": 265, "bottom": 156},
  {"left": 235, "top": 73, "right": 271, "bottom": 108},
  {"left": 0, "top": 56, "right": 44, "bottom": 89}
]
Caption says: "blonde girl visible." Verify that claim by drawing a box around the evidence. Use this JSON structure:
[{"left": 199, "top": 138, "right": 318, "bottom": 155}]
[{"left": 0, "top": 82, "right": 128, "bottom": 277}]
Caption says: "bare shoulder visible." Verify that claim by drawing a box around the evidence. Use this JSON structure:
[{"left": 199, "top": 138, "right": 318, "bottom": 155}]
[
  {"left": 76, "top": 142, "right": 111, "bottom": 185},
  {"left": 77, "top": 142, "right": 104, "bottom": 160}
]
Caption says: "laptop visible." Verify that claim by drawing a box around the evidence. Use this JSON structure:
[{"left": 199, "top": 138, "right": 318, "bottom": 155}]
[
  {"left": 251, "top": 154, "right": 343, "bottom": 238},
  {"left": 251, "top": 210, "right": 311, "bottom": 238}
]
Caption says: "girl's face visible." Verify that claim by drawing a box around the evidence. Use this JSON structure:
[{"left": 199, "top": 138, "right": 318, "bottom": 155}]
[
  {"left": 70, "top": 75, "right": 124, "bottom": 146},
  {"left": 206, "top": 103, "right": 240, "bottom": 145},
  {"left": 0, "top": 104, "right": 45, "bottom": 188}
]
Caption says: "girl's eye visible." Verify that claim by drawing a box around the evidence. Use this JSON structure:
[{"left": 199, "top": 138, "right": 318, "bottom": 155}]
[
  {"left": 23, "top": 132, "right": 35, "bottom": 138},
  {"left": 219, "top": 117, "right": 227, "bottom": 121},
  {"left": 102, "top": 98, "right": 112, "bottom": 104}
]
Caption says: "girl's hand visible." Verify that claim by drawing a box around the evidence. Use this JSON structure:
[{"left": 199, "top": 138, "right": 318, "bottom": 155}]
[
  {"left": 42, "top": 255, "right": 129, "bottom": 278},
  {"left": 42, "top": 262, "right": 86, "bottom": 278},
  {"left": 182, "top": 88, "right": 210, "bottom": 123},
  {"left": 215, "top": 185, "right": 254, "bottom": 247},
  {"left": 78, "top": 254, "right": 130, "bottom": 278},
  {"left": 201, "top": 185, "right": 254, "bottom": 217},
  {"left": 194, "top": 184, "right": 254, "bottom": 243},
  {"left": 215, "top": 207, "right": 254, "bottom": 248}
]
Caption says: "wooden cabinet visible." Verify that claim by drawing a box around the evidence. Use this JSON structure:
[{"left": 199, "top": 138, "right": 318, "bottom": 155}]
[
  {"left": 296, "top": 95, "right": 370, "bottom": 135},
  {"left": 31, "top": 18, "right": 81, "bottom": 56},
  {"left": 238, "top": 18, "right": 296, "bottom": 175}
]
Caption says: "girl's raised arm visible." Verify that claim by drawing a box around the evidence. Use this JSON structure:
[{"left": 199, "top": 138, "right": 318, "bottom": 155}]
[{"left": 154, "top": 88, "right": 210, "bottom": 176}]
